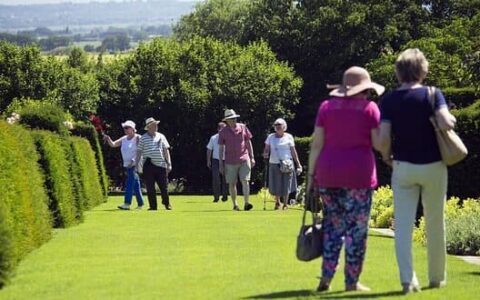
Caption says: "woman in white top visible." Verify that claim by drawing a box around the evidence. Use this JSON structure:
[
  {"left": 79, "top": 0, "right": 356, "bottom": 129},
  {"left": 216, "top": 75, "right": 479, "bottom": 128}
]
[
  {"left": 104, "top": 120, "right": 144, "bottom": 210},
  {"left": 263, "top": 118, "right": 302, "bottom": 209}
]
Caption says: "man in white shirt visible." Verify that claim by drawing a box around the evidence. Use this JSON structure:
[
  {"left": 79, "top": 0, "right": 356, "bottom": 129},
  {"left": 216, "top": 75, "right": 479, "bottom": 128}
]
[{"left": 206, "top": 122, "right": 228, "bottom": 202}]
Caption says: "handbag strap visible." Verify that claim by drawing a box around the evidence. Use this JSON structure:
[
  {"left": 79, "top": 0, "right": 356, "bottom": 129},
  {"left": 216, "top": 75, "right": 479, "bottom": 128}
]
[
  {"left": 427, "top": 86, "right": 437, "bottom": 112},
  {"left": 301, "top": 176, "right": 322, "bottom": 226},
  {"left": 427, "top": 86, "right": 441, "bottom": 130}
]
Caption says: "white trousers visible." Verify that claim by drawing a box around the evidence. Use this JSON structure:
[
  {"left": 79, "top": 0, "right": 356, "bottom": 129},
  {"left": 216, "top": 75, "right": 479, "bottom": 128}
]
[{"left": 392, "top": 160, "right": 447, "bottom": 286}]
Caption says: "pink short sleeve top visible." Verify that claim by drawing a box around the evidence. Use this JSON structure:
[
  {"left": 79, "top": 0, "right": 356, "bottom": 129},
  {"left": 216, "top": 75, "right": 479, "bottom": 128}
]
[{"left": 314, "top": 97, "right": 380, "bottom": 189}]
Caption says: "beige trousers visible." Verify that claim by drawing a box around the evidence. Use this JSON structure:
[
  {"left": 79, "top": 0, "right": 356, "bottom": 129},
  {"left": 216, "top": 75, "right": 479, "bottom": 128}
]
[{"left": 392, "top": 160, "right": 447, "bottom": 286}]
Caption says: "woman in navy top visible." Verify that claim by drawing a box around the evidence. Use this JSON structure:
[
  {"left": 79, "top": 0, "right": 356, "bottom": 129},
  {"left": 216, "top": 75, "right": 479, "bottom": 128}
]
[{"left": 378, "top": 48, "right": 456, "bottom": 294}]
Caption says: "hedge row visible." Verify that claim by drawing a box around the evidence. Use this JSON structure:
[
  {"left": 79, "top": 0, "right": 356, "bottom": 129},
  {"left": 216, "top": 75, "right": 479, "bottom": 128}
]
[
  {"left": 294, "top": 98, "right": 480, "bottom": 199},
  {"left": 69, "top": 136, "right": 104, "bottom": 209},
  {"left": 0, "top": 122, "right": 52, "bottom": 288},
  {"left": 8, "top": 99, "right": 109, "bottom": 199},
  {"left": 0, "top": 122, "right": 106, "bottom": 287},
  {"left": 443, "top": 87, "right": 480, "bottom": 109},
  {"left": 71, "top": 122, "right": 109, "bottom": 198}
]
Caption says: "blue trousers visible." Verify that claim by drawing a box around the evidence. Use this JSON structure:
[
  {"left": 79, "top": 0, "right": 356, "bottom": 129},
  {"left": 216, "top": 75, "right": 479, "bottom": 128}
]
[{"left": 124, "top": 167, "right": 144, "bottom": 206}]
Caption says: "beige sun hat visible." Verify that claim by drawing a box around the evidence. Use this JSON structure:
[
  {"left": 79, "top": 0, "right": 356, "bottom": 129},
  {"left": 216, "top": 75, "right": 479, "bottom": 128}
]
[
  {"left": 328, "top": 66, "right": 385, "bottom": 97},
  {"left": 222, "top": 109, "right": 240, "bottom": 121},
  {"left": 144, "top": 117, "right": 160, "bottom": 130}
]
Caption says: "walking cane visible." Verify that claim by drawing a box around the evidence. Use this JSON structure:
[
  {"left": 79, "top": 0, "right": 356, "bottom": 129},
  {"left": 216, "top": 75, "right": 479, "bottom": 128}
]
[{"left": 263, "top": 157, "right": 268, "bottom": 210}]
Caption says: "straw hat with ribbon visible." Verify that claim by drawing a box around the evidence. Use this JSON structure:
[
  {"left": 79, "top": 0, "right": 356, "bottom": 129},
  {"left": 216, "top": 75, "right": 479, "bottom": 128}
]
[
  {"left": 222, "top": 109, "right": 241, "bottom": 121},
  {"left": 144, "top": 117, "right": 160, "bottom": 130}
]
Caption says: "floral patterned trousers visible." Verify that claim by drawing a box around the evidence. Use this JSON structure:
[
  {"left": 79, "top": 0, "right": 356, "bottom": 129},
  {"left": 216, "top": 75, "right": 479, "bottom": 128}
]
[{"left": 318, "top": 188, "right": 373, "bottom": 286}]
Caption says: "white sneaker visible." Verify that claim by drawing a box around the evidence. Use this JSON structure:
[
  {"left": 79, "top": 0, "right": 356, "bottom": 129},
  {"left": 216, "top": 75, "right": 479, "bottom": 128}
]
[{"left": 118, "top": 204, "right": 130, "bottom": 210}]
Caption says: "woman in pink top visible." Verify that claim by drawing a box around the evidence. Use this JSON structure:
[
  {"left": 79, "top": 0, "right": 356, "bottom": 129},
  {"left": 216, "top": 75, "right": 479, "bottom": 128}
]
[{"left": 306, "top": 67, "right": 384, "bottom": 292}]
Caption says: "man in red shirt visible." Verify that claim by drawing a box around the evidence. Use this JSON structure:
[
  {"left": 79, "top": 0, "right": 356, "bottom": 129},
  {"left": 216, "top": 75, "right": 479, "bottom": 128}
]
[{"left": 218, "top": 109, "right": 255, "bottom": 211}]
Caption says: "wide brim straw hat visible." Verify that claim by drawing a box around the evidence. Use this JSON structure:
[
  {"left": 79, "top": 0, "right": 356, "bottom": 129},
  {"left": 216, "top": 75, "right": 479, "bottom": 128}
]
[
  {"left": 144, "top": 117, "right": 160, "bottom": 130},
  {"left": 222, "top": 109, "right": 240, "bottom": 121},
  {"left": 328, "top": 66, "right": 385, "bottom": 97}
]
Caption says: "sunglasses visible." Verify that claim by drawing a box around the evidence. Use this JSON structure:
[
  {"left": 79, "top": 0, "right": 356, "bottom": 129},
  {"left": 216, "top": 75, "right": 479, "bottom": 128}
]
[{"left": 274, "top": 123, "right": 283, "bottom": 126}]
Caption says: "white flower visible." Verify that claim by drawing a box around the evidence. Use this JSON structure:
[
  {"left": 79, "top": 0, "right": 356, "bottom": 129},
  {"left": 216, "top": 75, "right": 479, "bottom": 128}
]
[
  {"left": 63, "top": 121, "right": 74, "bottom": 130},
  {"left": 11, "top": 112, "right": 20, "bottom": 120},
  {"left": 6, "top": 117, "right": 14, "bottom": 124}
]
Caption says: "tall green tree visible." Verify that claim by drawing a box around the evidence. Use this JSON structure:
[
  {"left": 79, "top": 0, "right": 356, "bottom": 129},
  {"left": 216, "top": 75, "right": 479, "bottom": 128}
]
[{"left": 98, "top": 37, "right": 302, "bottom": 190}]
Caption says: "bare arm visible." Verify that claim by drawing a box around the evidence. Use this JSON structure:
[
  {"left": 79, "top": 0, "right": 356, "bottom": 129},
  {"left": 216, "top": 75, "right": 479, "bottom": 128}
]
[
  {"left": 377, "top": 122, "right": 393, "bottom": 166},
  {"left": 206, "top": 149, "right": 212, "bottom": 168},
  {"left": 247, "top": 139, "right": 255, "bottom": 167},
  {"left": 164, "top": 147, "right": 172, "bottom": 173},
  {"left": 103, "top": 135, "right": 122, "bottom": 148},
  {"left": 219, "top": 144, "right": 225, "bottom": 175},
  {"left": 290, "top": 146, "right": 302, "bottom": 174},
  {"left": 306, "top": 126, "right": 324, "bottom": 191},
  {"left": 263, "top": 144, "right": 270, "bottom": 159},
  {"left": 435, "top": 107, "right": 456, "bottom": 131}
]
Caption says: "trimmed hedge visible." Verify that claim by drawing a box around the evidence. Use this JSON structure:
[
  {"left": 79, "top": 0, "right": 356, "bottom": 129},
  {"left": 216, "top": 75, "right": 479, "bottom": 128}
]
[
  {"left": 32, "top": 131, "right": 78, "bottom": 228},
  {"left": 70, "top": 137, "right": 104, "bottom": 208},
  {"left": 6, "top": 99, "right": 71, "bottom": 136},
  {"left": 71, "top": 122, "right": 109, "bottom": 198},
  {"left": 443, "top": 87, "right": 480, "bottom": 109},
  {"left": 0, "top": 122, "right": 52, "bottom": 287},
  {"left": 449, "top": 100, "right": 480, "bottom": 198}
]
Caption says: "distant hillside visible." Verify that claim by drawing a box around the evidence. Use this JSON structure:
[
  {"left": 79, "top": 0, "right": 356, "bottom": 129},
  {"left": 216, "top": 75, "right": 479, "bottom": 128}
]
[{"left": 0, "top": 0, "right": 198, "bottom": 30}]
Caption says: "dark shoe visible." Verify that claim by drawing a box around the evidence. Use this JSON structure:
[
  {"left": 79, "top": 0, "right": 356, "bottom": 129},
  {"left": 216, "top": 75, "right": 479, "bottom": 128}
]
[
  {"left": 164, "top": 204, "right": 172, "bottom": 210},
  {"left": 233, "top": 205, "right": 240, "bottom": 211},
  {"left": 402, "top": 283, "right": 421, "bottom": 294},
  {"left": 428, "top": 281, "right": 445, "bottom": 289},
  {"left": 147, "top": 208, "right": 157, "bottom": 211},
  {"left": 316, "top": 279, "right": 331, "bottom": 292},
  {"left": 221, "top": 197, "right": 228, "bottom": 202},
  {"left": 244, "top": 203, "right": 253, "bottom": 211},
  {"left": 213, "top": 198, "right": 219, "bottom": 203},
  {"left": 274, "top": 202, "right": 281, "bottom": 210},
  {"left": 346, "top": 282, "right": 371, "bottom": 292}
]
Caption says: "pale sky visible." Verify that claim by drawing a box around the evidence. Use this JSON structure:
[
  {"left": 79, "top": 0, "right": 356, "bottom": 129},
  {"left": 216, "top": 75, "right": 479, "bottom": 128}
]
[{"left": 0, "top": 0, "right": 201, "bottom": 5}]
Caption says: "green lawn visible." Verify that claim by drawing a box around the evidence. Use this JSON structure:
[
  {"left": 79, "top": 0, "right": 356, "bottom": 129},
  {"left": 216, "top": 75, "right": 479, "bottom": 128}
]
[{"left": 0, "top": 195, "right": 478, "bottom": 299}]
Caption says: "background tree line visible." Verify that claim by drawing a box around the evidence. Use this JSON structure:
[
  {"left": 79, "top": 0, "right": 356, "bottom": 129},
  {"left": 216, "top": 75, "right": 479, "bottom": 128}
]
[
  {"left": 1, "top": 0, "right": 479, "bottom": 195},
  {"left": 174, "top": 0, "right": 480, "bottom": 134}
]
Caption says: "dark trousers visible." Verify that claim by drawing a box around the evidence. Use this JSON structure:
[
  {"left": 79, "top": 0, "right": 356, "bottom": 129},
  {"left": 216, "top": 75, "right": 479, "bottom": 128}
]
[
  {"left": 143, "top": 159, "right": 170, "bottom": 209},
  {"left": 211, "top": 159, "right": 228, "bottom": 200}
]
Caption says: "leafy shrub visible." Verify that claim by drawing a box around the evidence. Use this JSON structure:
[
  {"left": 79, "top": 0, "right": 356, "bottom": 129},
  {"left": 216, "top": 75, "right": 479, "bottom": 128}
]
[
  {"left": 414, "top": 197, "right": 480, "bottom": 255},
  {"left": 446, "top": 211, "right": 480, "bottom": 255},
  {"left": 6, "top": 99, "right": 72, "bottom": 136},
  {"left": 443, "top": 87, "right": 480, "bottom": 109},
  {"left": 449, "top": 100, "right": 480, "bottom": 199},
  {"left": 71, "top": 122, "right": 109, "bottom": 198},
  {"left": 370, "top": 186, "right": 394, "bottom": 228},
  {"left": 32, "top": 130, "right": 78, "bottom": 227},
  {"left": 69, "top": 137, "right": 104, "bottom": 208},
  {"left": 294, "top": 136, "right": 311, "bottom": 170},
  {"left": 0, "top": 122, "right": 52, "bottom": 287}
]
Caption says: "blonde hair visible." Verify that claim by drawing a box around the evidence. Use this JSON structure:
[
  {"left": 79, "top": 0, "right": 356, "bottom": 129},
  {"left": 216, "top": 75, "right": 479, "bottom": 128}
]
[{"left": 395, "top": 48, "right": 429, "bottom": 83}]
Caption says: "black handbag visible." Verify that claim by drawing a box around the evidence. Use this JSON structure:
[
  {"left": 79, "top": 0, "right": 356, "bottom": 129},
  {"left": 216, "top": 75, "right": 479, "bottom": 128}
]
[{"left": 296, "top": 187, "right": 323, "bottom": 261}]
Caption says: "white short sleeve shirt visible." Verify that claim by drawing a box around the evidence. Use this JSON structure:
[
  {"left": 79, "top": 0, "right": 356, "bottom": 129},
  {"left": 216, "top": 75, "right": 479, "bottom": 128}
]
[{"left": 265, "top": 133, "right": 295, "bottom": 164}]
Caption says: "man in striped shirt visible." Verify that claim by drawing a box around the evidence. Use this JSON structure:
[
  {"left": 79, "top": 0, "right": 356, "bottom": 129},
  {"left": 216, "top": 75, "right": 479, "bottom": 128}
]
[{"left": 136, "top": 117, "right": 172, "bottom": 210}]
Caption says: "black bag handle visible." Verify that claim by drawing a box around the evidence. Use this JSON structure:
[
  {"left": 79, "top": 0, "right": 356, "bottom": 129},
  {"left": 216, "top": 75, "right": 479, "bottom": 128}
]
[{"left": 302, "top": 175, "right": 323, "bottom": 227}]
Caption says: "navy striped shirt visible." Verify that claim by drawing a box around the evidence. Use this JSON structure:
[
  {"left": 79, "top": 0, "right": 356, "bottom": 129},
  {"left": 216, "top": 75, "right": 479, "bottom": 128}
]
[{"left": 138, "top": 132, "right": 170, "bottom": 168}]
